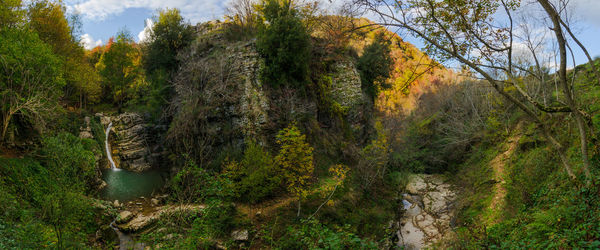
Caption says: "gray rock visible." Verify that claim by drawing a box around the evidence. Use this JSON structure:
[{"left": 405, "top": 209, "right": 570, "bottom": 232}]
[
  {"left": 113, "top": 200, "right": 121, "bottom": 208},
  {"left": 97, "top": 180, "right": 107, "bottom": 190},
  {"left": 151, "top": 198, "right": 160, "bottom": 206},
  {"left": 79, "top": 130, "right": 93, "bottom": 139},
  {"left": 231, "top": 229, "right": 249, "bottom": 241},
  {"left": 119, "top": 214, "right": 157, "bottom": 233},
  {"left": 405, "top": 175, "right": 427, "bottom": 194},
  {"left": 116, "top": 210, "right": 135, "bottom": 224},
  {"left": 98, "top": 112, "right": 156, "bottom": 172}
]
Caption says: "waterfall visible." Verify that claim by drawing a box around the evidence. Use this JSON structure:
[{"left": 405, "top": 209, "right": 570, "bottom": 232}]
[{"left": 105, "top": 122, "right": 118, "bottom": 170}]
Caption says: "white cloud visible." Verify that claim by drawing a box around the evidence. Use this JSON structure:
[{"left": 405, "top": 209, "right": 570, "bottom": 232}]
[
  {"left": 80, "top": 33, "right": 102, "bottom": 50},
  {"left": 70, "top": 0, "right": 225, "bottom": 23},
  {"left": 138, "top": 18, "right": 154, "bottom": 42}
]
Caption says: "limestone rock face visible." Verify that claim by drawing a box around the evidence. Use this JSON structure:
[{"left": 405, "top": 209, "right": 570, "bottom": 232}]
[
  {"left": 180, "top": 38, "right": 272, "bottom": 151},
  {"left": 330, "top": 60, "right": 365, "bottom": 110},
  {"left": 328, "top": 60, "right": 369, "bottom": 137},
  {"left": 96, "top": 112, "right": 165, "bottom": 172}
]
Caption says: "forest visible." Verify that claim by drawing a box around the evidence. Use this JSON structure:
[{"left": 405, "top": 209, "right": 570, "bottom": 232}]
[{"left": 1, "top": 0, "right": 599, "bottom": 249}]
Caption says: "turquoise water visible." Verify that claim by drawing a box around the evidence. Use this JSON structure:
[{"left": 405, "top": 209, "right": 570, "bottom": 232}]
[{"left": 100, "top": 169, "right": 167, "bottom": 201}]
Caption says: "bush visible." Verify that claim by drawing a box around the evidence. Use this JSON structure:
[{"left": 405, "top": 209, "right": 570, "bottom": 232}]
[
  {"left": 224, "top": 140, "right": 282, "bottom": 203},
  {"left": 170, "top": 159, "right": 235, "bottom": 204},
  {"left": 0, "top": 156, "right": 98, "bottom": 249},
  {"left": 37, "top": 132, "right": 99, "bottom": 193},
  {"left": 277, "top": 219, "right": 377, "bottom": 249},
  {"left": 256, "top": 0, "right": 311, "bottom": 88}
]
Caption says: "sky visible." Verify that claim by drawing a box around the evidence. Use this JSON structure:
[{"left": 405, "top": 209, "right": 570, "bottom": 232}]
[{"left": 67, "top": 0, "right": 600, "bottom": 67}]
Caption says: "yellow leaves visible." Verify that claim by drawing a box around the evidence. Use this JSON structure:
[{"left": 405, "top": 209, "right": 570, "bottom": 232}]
[
  {"left": 275, "top": 122, "right": 314, "bottom": 199},
  {"left": 329, "top": 164, "right": 349, "bottom": 184},
  {"left": 326, "top": 200, "right": 335, "bottom": 207}
]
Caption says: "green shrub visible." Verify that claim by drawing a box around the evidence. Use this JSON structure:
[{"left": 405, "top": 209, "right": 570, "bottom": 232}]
[
  {"left": 0, "top": 156, "right": 98, "bottom": 249},
  {"left": 277, "top": 219, "right": 377, "bottom": 249},
  {"left": 37, "top": 132, "right": 98, "bottom": 192},
  {"left": 257, "top": 0, "right": 311, "bottom": 88},
  {"left": 170, "top": 158, "right": 235, "bottom": 204},
  {"left": 224, "top": 140, "right": 282, "bottom": 203}
]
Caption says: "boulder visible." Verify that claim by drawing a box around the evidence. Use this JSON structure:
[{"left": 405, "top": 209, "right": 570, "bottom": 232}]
[
  {"left": 97, "top": 180, "right": 107, "bottom": 190},
  {"left": 118, "top": 204, "right": 205, "bottom": 233},
  {"left": 398, "top": 174, "right": 456, "bottom": 249},
  {"left": 119, "top": 214, "right": 157, "bottom": 233},
  {"left": 116, "top": 210, "right": 135, "bottom": 224},
  {"left": 113, "top": 200, "right": 121, "bottom": 208},
  {"left": 79, "top": 130, "right": 93, "bottom": 139},
  {"left": 231, "top": 229, "right": 249, "bottom": 241},
  {"left": 96, "top": 224, "right": 118, "bottom": 243}
]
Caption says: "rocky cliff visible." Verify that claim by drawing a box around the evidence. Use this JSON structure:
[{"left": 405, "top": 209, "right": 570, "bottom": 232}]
[
  {"left": 96, "top": 113, "right": 165, "bottom": 172},
  {"left": 169, "top": 22, "right": 369, "bottom": 159}
]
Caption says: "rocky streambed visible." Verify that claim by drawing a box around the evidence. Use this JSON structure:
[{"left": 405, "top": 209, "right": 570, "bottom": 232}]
[
  {"left": 106, "top": 195, "right": 205, "bottom": 249},
  {"left": 394, "top": 174, "right": 457, "bottom": 249}
]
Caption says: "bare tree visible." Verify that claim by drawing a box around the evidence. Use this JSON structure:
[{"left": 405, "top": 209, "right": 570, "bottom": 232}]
[
  {"left": 167, "top": 51, "right": 235, "bottom": 166},
  {"left": 0, "top": 56, "right": 61, "bottom": 142},
  {"left": 351, "top": 0, "right": 594, "bottom": 183},
  {"left": 225, "top": 0, "right": 259, "bottom": 33}
]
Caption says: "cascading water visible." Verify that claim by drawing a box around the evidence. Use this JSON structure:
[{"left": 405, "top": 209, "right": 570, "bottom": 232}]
[{"left": 105, "top": 122, "right": 118, "bottom": 170}]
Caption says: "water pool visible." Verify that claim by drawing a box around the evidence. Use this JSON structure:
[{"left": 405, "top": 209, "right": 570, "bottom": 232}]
[{"left": 100, "top": 168, "right": 168, "bottom": 201}]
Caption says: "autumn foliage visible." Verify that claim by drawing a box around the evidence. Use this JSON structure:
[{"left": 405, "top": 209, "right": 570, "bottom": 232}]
[{"left": 275, "top": 122, "right": 315, "bottom": 201}]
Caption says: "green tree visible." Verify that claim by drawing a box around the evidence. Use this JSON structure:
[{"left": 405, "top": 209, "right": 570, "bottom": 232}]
[
  {"left": 256, "top": 0, "right": 311, "bottom": 88},
  {"left": 357, "top": 32, "right": 393, "bottom": 101},
  {"left": 141, "top": 8, "right": 194, "bottom": 115},
  {"left": 96, "top": 29, "right": 145, "bottom": 107},
  {"left": 143, "top": 8, "right": 194, "bottom": 75},
  {"left": 0, "top": 28, "right": 64, "bottom": 142},
  {"left": 0, "top": 0, "right": 24, "bottom": 29},
  {"left": 27, "top": 1, "right": 72, "bottom": 57},
  {"left": 275, "top": 122, "right": 314, "bottom": 216},
  {"left": 27, "top": 0, "right": 101, "bottom": 107},
  {"left": 357, "top": 120, "right": 390, "bottom": 191}
]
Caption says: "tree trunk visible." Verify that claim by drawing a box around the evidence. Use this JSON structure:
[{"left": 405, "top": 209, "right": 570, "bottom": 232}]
[
  {"left": 297, "top": 199, "right": 301, "bottom": 217},
  {"left": 538, "top": 0, "right": 592, "bottom": 184},
  {"left": 1, "top": 114, "right": 11, "bottom": 141}
]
